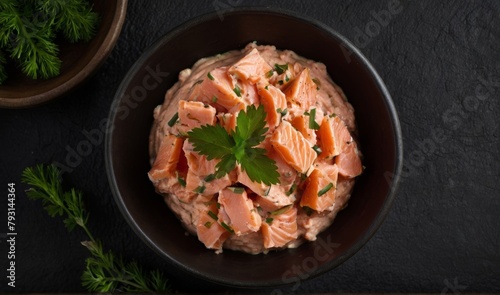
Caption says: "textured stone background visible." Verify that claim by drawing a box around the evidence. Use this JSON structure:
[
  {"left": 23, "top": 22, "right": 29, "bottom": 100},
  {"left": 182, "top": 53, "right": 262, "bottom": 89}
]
[{"left": 0, "top": 0, "right": 499, "bottom": 292}]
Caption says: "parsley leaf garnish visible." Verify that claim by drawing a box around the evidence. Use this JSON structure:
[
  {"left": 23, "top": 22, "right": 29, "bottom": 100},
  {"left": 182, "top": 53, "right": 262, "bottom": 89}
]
[
  {"left": 188, "top": 124, "right": 234, "bottom": 160},
  {"left": 187, "top": 105, "right": 279, "bottom": 185}
]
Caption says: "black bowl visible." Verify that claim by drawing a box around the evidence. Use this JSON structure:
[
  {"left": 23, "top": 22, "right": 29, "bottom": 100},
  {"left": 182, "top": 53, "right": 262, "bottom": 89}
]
[{"left": 106, "top": 8, "right": 403, "bottom": 288}]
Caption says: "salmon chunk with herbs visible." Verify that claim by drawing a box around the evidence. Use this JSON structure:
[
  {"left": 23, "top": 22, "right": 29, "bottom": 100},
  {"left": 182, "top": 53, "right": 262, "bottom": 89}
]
[
  {"left": 148, "top": 135, "right": 184, "bottom": 181},
  {"left": 283, "top": 68, "right": 317, "bottom": 109},
  {"left": 300, "top": 164, "right": 339, "bottom": 212},
  {"left": 197, "top": 200, "right": 230, "bottom": 251},
  {"left": 317, "top": 115, "right": 352, "bottom": 159},
  {"left": 271, "top": 120, "right": 317, "bottom": 174},
  {"left": 228, "top": 48, "right": 273, "bottom": 83},
  {"left": 218, "top": 187, "right": 262, "bottom": 235},
  {"left": 261, "top": 205, "right": 298, "bottom": 248}
]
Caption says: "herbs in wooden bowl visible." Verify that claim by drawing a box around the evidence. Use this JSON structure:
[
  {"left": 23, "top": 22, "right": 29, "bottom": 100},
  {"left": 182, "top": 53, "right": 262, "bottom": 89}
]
[{"left": 0, "top": 0, "right": 127, "bottom": 108}]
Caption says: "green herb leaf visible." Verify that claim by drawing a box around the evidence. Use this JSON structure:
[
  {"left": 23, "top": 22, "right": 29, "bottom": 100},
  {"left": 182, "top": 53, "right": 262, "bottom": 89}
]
[
  {"left": 266, "top": 70, "right": 274, "bottom": 78},
  {"left": 276, "top": 108, "right": 288, "bottom": 117},
  {"left": 220, "top": 221, "right": 235, "bottom": 234},
  {"left": 233, "top": 105, "right": 267, "bottom": 147},
  {"left": 167, "top": 112, "right": 179, "bottom": 127},
  {"left": 274, "top": 63, "right": 288, "bottom": 75},
  {"left": 227, "top": 186, "right": 245, "bottom": 194},
  {"left": 214, "top": 153, "right": 237, "bottom": 178},
  {"left": 0, "top": 50, "right": 7, "bottom": 84},
  {"left": 233, "top": 85, "right": 242, "bottom": 97},
  {"left": 208, "top": 210, "right": 218, "bottom": 220},
  {"left": 302, "top": 206, "right": 314, "bottom": 216},
  {"left": 0, "top": 0, "right": 99, "bottom": 84},
  {"left": 177, "top": 176, "right": 186, "bottom": 187},
  {"left": 265, "top": 217, "right": 274, "bottom": 224},
  {"left": 187, "top": 124, "right": 235, "bottom": 160},
  {"left": 40, "top": 0, "right": 99, "bottom": 43},
  {"left": 204, "top": 174, "right": 215, "bottom": 182},
  {"left": 312, "top": 77, "right": 321, "bottom": 90},
  {"left": 207, "top": 71, "right": 214, "bottom": 80},
  {"left": 308, "top": 108, "right": 320, "bottom": 130},
  {"left": 286, "top": 183, "right": 297, "bottom": 196},
  {"left": 264, "top": 186, "right": 271, "bottom": 196},
  {"left": 270, "top": 204, "right": 292, "bottom": 216},
  {"left": 239, "top": 148, "right": 279, "bottom": 186},
  {"left": 318, "top": 183, "right": 334, "bottom": 196},
  {"left": 194, "top": 185, "right": 206, "bottom": 194}
]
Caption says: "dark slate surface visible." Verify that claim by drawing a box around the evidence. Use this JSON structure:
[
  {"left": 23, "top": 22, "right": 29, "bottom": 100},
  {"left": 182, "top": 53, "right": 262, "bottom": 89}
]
[{"left": 1, "top": 0, "right": 499, "bottom": 292}]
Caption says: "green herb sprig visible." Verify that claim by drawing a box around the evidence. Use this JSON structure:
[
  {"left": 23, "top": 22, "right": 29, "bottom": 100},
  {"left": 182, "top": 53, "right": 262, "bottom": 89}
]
[
  {"left": 21, "top": 164, "right": 171, "bottom": 293},
  {"left": 0, "top": 0, "right": 98, "bottom": 84},
  {"left": 187, "top": 105, "right": 280, "bottom": 186},
  {"left": 0, "top": 50, "right": 8, "bottom": 84}
]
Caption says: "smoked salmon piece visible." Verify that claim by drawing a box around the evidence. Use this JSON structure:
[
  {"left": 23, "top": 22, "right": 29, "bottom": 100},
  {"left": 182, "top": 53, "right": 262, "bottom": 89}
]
[
  {"left": 258, "top": 84, "right": 287, "bottom": 129},
  {"left": 217, "top": 112, "right": 238, "bottom": 133},
  {"left": 197, "top": 200, "right": 230, "bottom": 251},
  {"left": 264, "top": 141, "right": 298, "bottom": 187},
  {"left": 283, "top": 68, "right": 317, "bottom": 109},
  {"left": 254, "top": 191, "right": 292, "bottom": 213},
  {"left": 184, "top": 149, "right": 232, "bottom": 196},
  {"left": 218, "top": 187, "right": 262, "bottom": 235},
  {"left": 188, "top": 67, "right": 247, "bottom": 111},
  {"left": 174, "top": 100, "right": 216, "bottom": 135},
  {"left": 148, "top": 135, "right": 184, "bottom": 181},
  {"left": 261, "top": 206, "right": 298, "bottom": 248},
  {"left": 291, "top": 114, "right": 316, "bottom": 146},
  {"left": 238, "top": 165, "right": 292, "bottom": 212},
  {"left": 317, "top": 115, "right": 352, "bottom": 159},
  {"left": 271, "top": 121, "right": 317, "bottom": 174},
  {"left": 236, "top": 165, "right": 268, "bottom": 196},
  {"left": 300, "top": 165, "right": 339, "bottom": 212},
  {"left": 228, "top": 48, "right": 273, "bottom": 83},
  {"left": 183, "top": 140, "right": 232, "bottom": 197},
  {"left": 335, "top": 141, "right": 363, "bottom": 178},
  {"left": 227, "top": 81, "right": 259, "bottom": 114}
]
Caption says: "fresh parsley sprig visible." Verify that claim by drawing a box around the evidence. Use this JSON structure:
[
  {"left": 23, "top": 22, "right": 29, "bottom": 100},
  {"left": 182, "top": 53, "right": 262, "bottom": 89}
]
[
  {"left": 21, "top": 164, "right": 171, "bottom": 293},
  {"left": 187, "top": 105, "right": 280, "bottom": 186}
]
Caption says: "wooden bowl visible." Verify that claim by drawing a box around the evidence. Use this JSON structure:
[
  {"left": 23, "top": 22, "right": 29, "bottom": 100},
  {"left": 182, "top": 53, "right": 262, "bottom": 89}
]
[{"left": 0, "top": 0, "right": 127, "bottom": 108}]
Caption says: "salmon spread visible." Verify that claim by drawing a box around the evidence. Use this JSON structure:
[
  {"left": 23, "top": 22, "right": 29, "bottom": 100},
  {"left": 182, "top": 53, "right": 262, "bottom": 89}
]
[{"left": 148, "top": 43, "right": 363, "bottom": 254}]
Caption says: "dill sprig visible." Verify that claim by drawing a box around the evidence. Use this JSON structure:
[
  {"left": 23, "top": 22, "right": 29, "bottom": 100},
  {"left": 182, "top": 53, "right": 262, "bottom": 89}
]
[
  {"left": 81, "top": 241, "right": 170, "bottom": 293},
  {"left": 21, "top": 164, "right": 171, "bottom": 293},
  {"left": 38, "top": 0, "right": 99, "bottom": 43},
  {"left": 0, "top": 0, "right": 98, "bottom": 84},
  {"left": 0, "top": 50, "right": 7, "bottom": 84}
]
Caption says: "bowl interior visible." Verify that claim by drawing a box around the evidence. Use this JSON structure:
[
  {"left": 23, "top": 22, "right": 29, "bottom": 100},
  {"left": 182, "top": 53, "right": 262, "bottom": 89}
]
[
  {"left": 106, "top": 8, "right": 402, "bottom": 287},
  {"left": 0, "top": 0, "right": 127, "bottom": 108}
]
